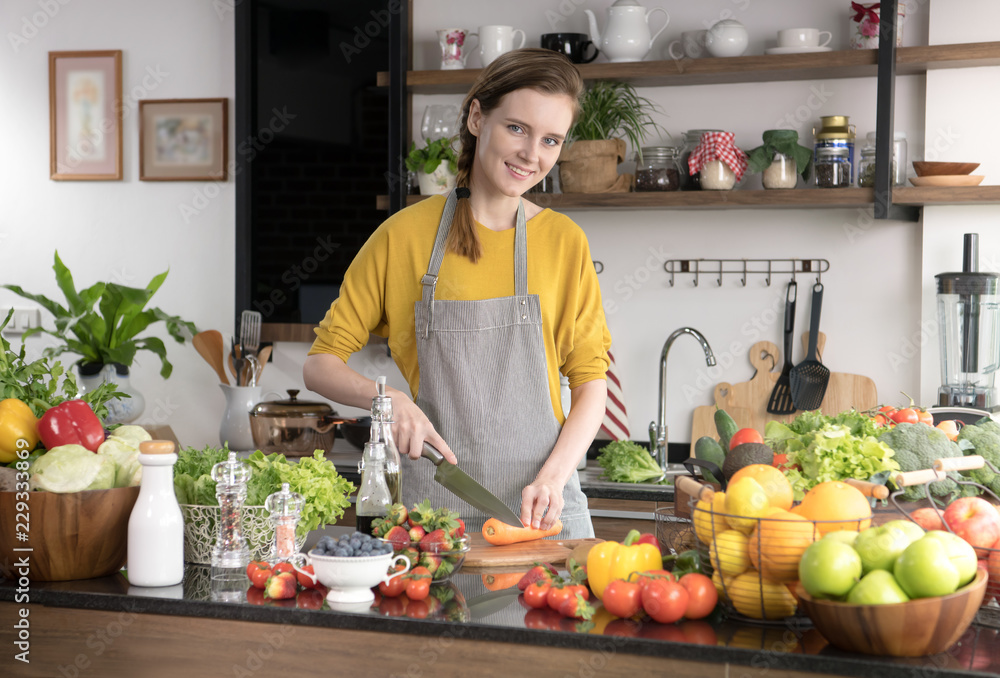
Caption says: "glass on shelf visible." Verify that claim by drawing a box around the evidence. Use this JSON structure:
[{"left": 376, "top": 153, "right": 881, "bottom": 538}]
[{"left": 420, "top": 104, "right": 460, "bottom": 142}]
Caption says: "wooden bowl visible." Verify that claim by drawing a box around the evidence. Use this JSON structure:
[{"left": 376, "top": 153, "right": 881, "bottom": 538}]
[
  {"left": 0, "top": 486, "right": 139, "bottom": 581},
  {"left": 796, "top": 569, "right": 987, "bottom": 657},
  {"left": 912, "top": 161, "right": 980, "bottom": 177}
]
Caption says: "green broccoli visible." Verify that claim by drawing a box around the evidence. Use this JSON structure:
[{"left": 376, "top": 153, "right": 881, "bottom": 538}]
[
  {"left": 956, "top": 417, "right": 1000, "bottom": 494},
  {"left": 877, "top": 423, "right": 966, "bottom": 501}
]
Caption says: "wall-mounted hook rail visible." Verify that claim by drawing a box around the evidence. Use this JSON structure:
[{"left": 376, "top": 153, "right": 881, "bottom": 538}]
[{"left": 663, "top": 258, "right": 830, "bottom": 287}]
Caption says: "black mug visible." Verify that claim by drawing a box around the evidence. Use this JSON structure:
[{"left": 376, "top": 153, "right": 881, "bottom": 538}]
[{"left": 540, "top": 33, "right": 599, "bottom": 64}]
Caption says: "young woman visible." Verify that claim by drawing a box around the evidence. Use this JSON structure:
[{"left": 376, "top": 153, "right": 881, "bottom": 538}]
[{"left": 303, "top": 48, "right": 610, "bottom": 539}]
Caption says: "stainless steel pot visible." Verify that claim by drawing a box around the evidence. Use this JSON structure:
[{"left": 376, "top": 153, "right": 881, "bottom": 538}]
[{"left": 249, "top": 389, "right": 351, "bottom": 456}]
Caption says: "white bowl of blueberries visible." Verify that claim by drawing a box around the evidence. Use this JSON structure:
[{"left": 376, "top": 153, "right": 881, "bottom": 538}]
[{"left": 308, "top": 532, "right": 411, "bottom": 604}]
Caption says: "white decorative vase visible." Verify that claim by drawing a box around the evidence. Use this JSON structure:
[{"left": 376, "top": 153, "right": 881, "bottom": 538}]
[
  {"left": 78, "top": 363, "right": 145, "bottom": 425},
  {"left": 417, "top": 165, "right": 457, "bottom": 195}
]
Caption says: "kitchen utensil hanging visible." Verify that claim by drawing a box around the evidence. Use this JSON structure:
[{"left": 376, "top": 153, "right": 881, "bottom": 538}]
[
  {"left": 662, "top": 258, "right": 828, "bottom": 287},
  {"left": 766, "top": 280, "right": 797, "bottom": 415},
  {"left": 789, "top": 282, "right": 830, "bottom": 410}
]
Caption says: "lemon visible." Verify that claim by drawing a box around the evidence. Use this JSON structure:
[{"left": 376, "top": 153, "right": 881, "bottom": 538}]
[
  {"left": 709, "top": 529, "right": 750, "bottom": 577},
  {"left": 725, "top": 477, "right": 771, "bottom": 534},
  {"left": 694, "top": 491, "right": 729, "bottom": 544},
  {"left": 729, "top": 570, "right": 799, "bottom": 620},
  {"left": 712, "top": 570, "right": 735, "bottom": 601}
]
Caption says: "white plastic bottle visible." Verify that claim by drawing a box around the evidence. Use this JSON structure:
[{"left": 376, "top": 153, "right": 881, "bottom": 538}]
[{"left": 127, "top": 440, "right": 185, "bottom": 586}]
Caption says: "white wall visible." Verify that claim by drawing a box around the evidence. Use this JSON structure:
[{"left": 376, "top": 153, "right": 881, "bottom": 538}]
[{"left": 2, "top": 0, "right": 997, "bottom": 451}]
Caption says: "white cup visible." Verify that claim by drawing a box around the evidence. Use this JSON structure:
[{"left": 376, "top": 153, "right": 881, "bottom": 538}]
[
  {"left": 667, "top": 30, "right": 708, "bottom": 60},
  {"left": 438, "top": 28, "right": 479, "bottom": 70},
  {"left": 478, "top": 25, "right": 526, "bottom": 67},
  {"left": 777, "top": 27, "right": 832, "bottom": 49}
]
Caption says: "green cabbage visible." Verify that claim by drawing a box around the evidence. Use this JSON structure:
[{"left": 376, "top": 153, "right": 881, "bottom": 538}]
[
  {"left": 30, "top": 444, "right": 117, "bottom": 492},
  {"left": 98, "top": 425, "right": 152, "bottom": 487}
]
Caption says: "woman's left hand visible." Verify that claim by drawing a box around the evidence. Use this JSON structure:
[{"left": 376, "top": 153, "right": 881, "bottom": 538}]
[{"left": 520, "top": 478, "right": 565, "bottom": 530}]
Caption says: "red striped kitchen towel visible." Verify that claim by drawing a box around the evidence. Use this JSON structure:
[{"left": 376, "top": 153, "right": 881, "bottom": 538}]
[{"left": 598, "top": 349, "right": 630, "bottom": 441}]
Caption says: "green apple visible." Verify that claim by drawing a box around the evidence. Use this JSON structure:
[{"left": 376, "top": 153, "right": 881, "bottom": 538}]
[
  {"left": 847, "top": 570, "right": 910, "bottom": 605},
  {"left": 799, "top": 538, "right": 862, "bottom": 600},
  {"left": 922, "top": 530, "right": 978, "bottom": 586},
  {"left": 854, "top": 524, "right": 923, "bottom": 574},
  {"left": 880, "top": 519, "right": 925, "bottom": 543},
  {"left": 893, "top": 532, "right": 973, "bottom": 599},
  {"left": 823, "top": 530, "right": 859, "bottom": 547}
]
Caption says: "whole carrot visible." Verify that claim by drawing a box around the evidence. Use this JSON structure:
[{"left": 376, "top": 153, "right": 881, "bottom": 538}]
[{"left": 482, "top": 518, "right": 563, "bottom": 545}]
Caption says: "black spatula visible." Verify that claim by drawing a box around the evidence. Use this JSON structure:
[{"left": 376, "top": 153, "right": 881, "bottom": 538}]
[
  {"left": 767, "top": 281, "right": 797, "bottom": 414},
  {"left": 789, "top": 283, "right": 830, "bottom": 411}
]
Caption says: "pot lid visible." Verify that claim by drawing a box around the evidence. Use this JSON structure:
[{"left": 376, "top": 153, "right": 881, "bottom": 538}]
[{"left": 252, "top": 389, "right": 335, "bottom": 418}]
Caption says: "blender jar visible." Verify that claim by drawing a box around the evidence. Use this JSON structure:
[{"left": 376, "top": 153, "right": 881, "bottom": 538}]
[{"left": 936, "top": 271, "right": 1000, "bottom": 410}]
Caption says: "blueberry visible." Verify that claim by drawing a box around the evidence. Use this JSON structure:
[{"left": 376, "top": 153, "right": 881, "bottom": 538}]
[{"left": 333, "top": 547, "right": 349, "bottom": 557}]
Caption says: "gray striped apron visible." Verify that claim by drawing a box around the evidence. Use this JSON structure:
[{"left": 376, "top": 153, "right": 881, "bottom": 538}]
[{"left": 407, "top": 189, "right": 594, "bottom": 540}]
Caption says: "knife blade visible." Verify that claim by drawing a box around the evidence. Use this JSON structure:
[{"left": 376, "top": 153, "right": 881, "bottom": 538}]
[
  {"left": 421, "top": 442, "right": 523, "bottom": 527},
  {"left": 465, "top": 588, "right": 521, "bottom": 622}
]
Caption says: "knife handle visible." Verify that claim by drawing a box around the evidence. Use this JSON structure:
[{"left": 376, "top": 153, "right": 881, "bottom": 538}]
[{"left": 421, "top": 441, "right": 446, "bottom": 466}]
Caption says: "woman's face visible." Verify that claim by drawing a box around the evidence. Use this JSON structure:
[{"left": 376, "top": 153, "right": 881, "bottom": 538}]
[{"left": 467, "top": 88, "right": 575, "bottom": 200}]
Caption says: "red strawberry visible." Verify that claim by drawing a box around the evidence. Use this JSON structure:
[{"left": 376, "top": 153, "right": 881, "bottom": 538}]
[
  {"left": 408, "top": 525, "right": 426, "bottom": 542},
  {"left": 448, "top": 518, "right": 465, "bottom": 539},
  {"left": 387, "top": 503, "right": 409, "bottom": 527},
  {"left": 517, "top": 563, "right": 557, "bottom": 591},
  {"left": 385, "top": 525, "right": 410, "bottom": 551},
  {"left": 419, "top": 528, "right": 450, "bottom": 554}
]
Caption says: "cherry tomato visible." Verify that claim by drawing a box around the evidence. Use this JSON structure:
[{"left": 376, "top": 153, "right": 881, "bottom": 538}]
[
  {"left": 378, "top": 572, "right": 407, "bottom": 598},
  {"left": 677, "top": 573, "right": 718, "bottom": 620},
  {"left": 406, "top": 599, "right": 430, "bottom": 619},
  {"left": 295, "top": 564, "right": 318, "bottom": 589},
  {"left": 547, "top": 584, "right": 588, "bottom": 612},
  {"left": 890, "top": 407, "right": 919, "bottom": 425},
  {"left": 523, "top": 581, "right": 552, "bottom": 609},
  {"left": 878, "top": 405, "right": 897, "bottom": 415},
  {"left": 636, "top": 570, "right": 675, "bottom": 592},
  {"left": 872, "top": 413, "right": 892, "bottom": 427},
  {"left": 602, "top": 580, "right": 642, "bottom": 619},
  {"left": 272, "top": 562, "right": 295, "bottom": 576},
  {"left": 728, "top": 428, "right": 764, "bottom": 451},
  {"left": 250, "top": 567, "right": 272, "bottom": 590},
  {"left": 917, "top": 409, "right": 934, "bottom": 426},
  {"left": 640, "top": 578, "right": 689, "bottom": 624},
  {"left": 405, "top": 566, "right": 431, "bottom": 601},
  {"left": 246, "top": 560, "right": 270, "bottom": 580}
]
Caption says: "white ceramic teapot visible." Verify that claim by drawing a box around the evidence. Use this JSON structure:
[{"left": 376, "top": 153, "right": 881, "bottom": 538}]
[
  {"left": 704, "top": 19, "right": 749, "bottom": 58},
  {"left": 584, "top": 0, "right": 669, "bottom": 63}
]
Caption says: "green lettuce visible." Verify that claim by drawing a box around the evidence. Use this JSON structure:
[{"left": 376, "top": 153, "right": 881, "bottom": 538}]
[{"left": 30, "top": 444, "right": 117, "bottom": 492}]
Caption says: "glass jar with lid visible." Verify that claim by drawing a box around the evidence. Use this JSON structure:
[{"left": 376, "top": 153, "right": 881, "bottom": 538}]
[
  {"left": 813, "top": 115, "right": 856, "bottom": 185},
  {"left": 634, "top": 146, "right": 681, "bottom": 192},
  {"left": 815, "top": 146, "right": 851, "bottom": 188},
  {"left": 679, "top": 129, "right": 722, "bottom": 190},
  {"left": 857, "top": 131, "right": 900, "bottom": 188}
]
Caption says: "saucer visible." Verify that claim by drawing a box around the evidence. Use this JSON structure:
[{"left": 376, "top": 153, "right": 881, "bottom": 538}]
[
  {"left": 765, "top": 46, "right": 833, "bottom": 55},
  {"left": 909, "top": 175, "right": 985, "bottom": 187}
]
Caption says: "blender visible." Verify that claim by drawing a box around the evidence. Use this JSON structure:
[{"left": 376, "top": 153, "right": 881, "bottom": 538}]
[{"left": 935, "top": 234, "right": 1000, "bottom": 412}]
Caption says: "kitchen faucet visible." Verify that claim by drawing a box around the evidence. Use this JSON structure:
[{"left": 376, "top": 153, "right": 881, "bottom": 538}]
[{"left": 648, "top": 327, "right": 716, "bottom": 473}]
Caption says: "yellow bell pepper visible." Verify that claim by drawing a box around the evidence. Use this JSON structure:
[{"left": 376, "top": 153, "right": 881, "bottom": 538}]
[
  {"left": 587, "top": 529, "right": 663, "bottom": 600},
  {"left": 0, "top": 398, "right": 40, "bottom": 463}
]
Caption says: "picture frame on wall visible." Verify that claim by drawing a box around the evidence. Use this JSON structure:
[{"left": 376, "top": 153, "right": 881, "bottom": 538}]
[
  {"left": 139, "top": 98, "right": 228, "bottom": 181},
  {"left": 49, "top": 50, "right": 123, "bottom": 181}
]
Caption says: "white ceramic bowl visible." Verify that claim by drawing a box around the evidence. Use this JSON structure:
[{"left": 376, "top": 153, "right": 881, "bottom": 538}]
[{"left": 308, "top": 551, "right": 410, "bottom": 604}]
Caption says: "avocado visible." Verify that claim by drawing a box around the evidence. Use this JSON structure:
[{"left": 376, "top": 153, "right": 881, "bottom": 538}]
[{"left": 722, "top": 442, "right": 774, "bottom": 479}]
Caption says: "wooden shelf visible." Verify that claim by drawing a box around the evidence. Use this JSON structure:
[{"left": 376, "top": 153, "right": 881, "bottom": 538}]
[
  {"left": 377, "top": 186, "right": 1000, "bottom": 212},
  {"left": 377, "top": 42, "right": 1000, "bottom": 93}
]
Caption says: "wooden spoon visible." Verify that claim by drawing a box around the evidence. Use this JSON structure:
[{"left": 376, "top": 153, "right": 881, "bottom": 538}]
[
  {"left": 193, "top": 330, "right": 230, "bottom": 385},
  {"left": 255, "top": 345, "right": 272, "bottom": 382}
]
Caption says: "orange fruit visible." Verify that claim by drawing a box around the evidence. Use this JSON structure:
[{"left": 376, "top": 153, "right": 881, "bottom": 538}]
[
  {"left": 795, "top": 481, "right": 872, "bottom": 535},
  {"left": 729, "top": 464, "right": 794, "bottom": 511},
  {"left": 747, "top": 510, "right": 819, "bottom": 582}
]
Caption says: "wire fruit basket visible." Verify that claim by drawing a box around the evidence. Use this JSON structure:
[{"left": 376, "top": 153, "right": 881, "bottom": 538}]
[{"left": 179, "top": 504, "right": 305, "bottom": 565}]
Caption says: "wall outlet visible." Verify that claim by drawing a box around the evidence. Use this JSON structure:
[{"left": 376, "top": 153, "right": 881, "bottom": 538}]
[{"left": 0, "top": 307, "right": 42, "bottom": 334}]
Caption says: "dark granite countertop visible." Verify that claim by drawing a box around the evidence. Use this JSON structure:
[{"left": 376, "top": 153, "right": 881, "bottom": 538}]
[{"left": 3, "top": 565, "right": 997, "bottom": 678}]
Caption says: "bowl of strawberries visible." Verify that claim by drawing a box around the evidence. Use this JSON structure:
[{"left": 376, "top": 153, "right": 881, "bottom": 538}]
[{"left": 371, "top": 500, "right": 470, "bottom": 581}]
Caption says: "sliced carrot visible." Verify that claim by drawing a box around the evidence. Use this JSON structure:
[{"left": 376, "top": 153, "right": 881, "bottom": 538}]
[
  {"left": 481, "top": 572, "right": 527, "bottom": 591},
  {"left": 482, "top": 518, "right": 563, "bottom": 545}
]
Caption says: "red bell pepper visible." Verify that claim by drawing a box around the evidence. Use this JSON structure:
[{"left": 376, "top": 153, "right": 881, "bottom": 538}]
[{"left": 37, "top": 400, "right": 105, "bottom": 452}]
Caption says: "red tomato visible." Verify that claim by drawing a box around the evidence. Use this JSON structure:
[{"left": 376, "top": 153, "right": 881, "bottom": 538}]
[
  {"left": 728, "top": 428, "right": 764, "bottom": 451},
  {"left": 640, "top": 578, "right": 689, "bottom": 624},
  {"left": 245, "top": 586, "right": 266, "bottom": 605},
  {"left": 272, "top": 562, "right": 295, "bottom": 576},
  {"left": 677, "top": 573, "right": 718, "bottom": 620},
  {"left": 406, "top": 599, "right": 430, "bottom": 619},
  {"left": 405, "top": 566, "right": 431, "bottom": 601},
  {"left": 547, "top": 584, "right": 588, "bottom": 612},
  {"left": 296, "top": 588, "right": 324, "bottom": 610},
  {"left": 636, "top": 570, "right": 675, "bottom": 592},
  {"left": 250, "top": 568, "right": 272, "bottom": 590},
  {"left": 916, "top": 409, "right": 934, "bottom": 426},
  {"left": 524, "top": 607, "right": 561, "bottom": 630},
  {"left": 377, "top": 596, "right": 405, "bottom": 617},
  {"left": 524, "top": 581, "right": 552, "bottom": 609},
  {"left": 246, "top": 560, "right": 270, "bottom": 580},
  {"left": 602, "top": 580, "right": 642, "bottom": 618},
  {"left": 378, "top": 572, "right": 407, "bottom": 598},
  {"left": 680, "top": 620, "right": 718, "bottom": 646},
  {"left": 878, "top": 405, "right": 897, "bottom": 414},
  {"left": 890, "top": 408, "right": 919, "bottom": 425},
  {"left": 295, "top": 564, "right": 318, "bottom": 589}
]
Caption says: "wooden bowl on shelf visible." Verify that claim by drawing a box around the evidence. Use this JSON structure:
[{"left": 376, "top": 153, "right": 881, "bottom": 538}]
[
  {"left": 796, "top": 570, "right": 987, "bottom": 657},
  {"left": 0, "top": 486, "right": 139, "bottom": 581},
  {"left": 912, "top": 161, "right": 980, "bottom": 177}
]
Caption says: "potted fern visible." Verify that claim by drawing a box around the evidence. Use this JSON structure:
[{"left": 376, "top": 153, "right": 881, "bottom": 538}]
[
  {"left": 4, "top": 251, "right": 198, "bottom": 424},
  {"left": 559, "top": 81, "right": 666, "bottom": 193},
  {"left": 405, "top": 136, "right": 459, "bottom": 195}
]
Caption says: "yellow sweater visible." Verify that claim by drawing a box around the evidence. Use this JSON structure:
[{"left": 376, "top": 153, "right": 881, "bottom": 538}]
[{"left": 308, "top": 196, "right": 611, "bottom": 424}]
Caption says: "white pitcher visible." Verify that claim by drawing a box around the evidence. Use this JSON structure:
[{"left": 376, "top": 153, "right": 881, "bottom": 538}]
[
  {"left": 584, "top": 0, "right": 669, "bottom": 63},
  {"left": 478, "top": 25, "right": 526, "bottom": 67},
  {"left": 219, "top": 385, "right": 280, "bottom": 451}
]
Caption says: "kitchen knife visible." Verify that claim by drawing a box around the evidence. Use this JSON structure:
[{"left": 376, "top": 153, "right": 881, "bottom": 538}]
[
  {"left": 465, "top": 588, "right": 522, "bottom": 622},
  {"left": 421, "top": 442, "right": 523, "bottom": 528}
]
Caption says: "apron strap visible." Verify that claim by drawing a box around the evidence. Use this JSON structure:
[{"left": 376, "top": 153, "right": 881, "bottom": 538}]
[{"left": 420, "top": 190, "right": 529, "bottom": 336}]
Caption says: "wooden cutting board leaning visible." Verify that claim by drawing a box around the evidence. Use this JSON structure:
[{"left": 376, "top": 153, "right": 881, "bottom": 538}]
[
  {"left": 689, "top": 332, "right": 878, "bottom": 458},
  {"left": 462, "top": 532, "right": 604, "bottom": 573}
]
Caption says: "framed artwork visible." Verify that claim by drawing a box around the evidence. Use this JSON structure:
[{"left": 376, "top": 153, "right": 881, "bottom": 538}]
[
  {"left": 139, "top": 98, "right": 228, "bottom": 181},
  {"left": 49, "top": 50, "right": 123, "bottom": 181}
]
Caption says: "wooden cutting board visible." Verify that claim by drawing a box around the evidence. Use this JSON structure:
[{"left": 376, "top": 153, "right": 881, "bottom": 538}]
[
  {"left": 689, "top": 332, "right": 877, "bottom": 457},
  {"left": 462, "top": 532, "right": 604, "bottom": 572}
]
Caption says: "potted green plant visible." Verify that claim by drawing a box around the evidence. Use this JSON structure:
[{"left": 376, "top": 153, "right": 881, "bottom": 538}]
[
  {"left": 405, "top": 136, "right": 459, "bottom": 195},
  {"left": 4, "top": 251, "right": 198, "bottom": 424},
  {"left": 559, "top": 80, "right": 666, "bottom": 193}
]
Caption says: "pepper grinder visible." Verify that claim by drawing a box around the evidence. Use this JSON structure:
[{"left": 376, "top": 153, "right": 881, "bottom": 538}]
[
  {"left": 265, "top": 482, "right": 304, "bottom": 563},
  {"left": 210, "top": 451, "right": 251, "bottom": 579}
]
